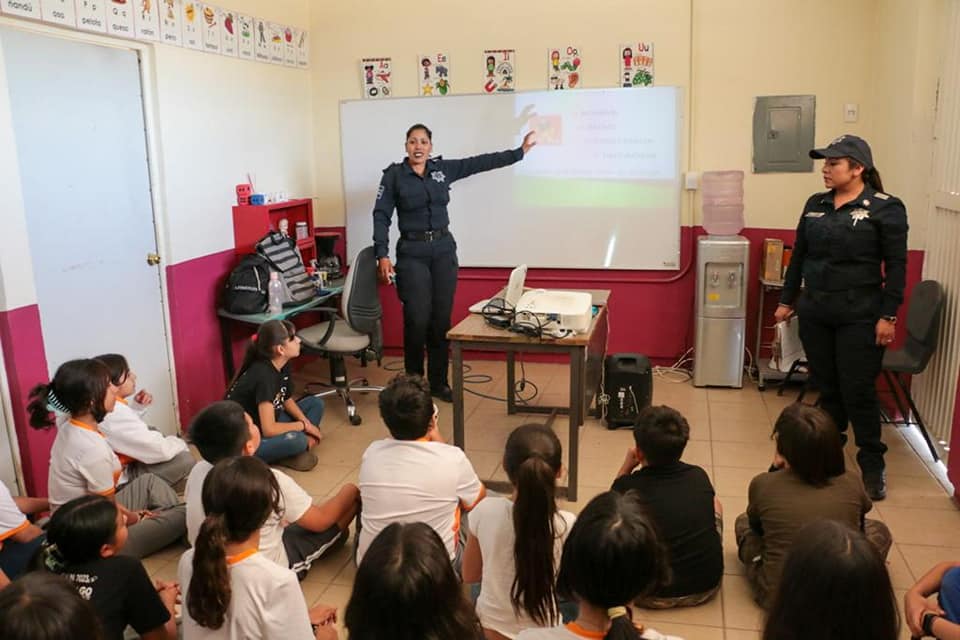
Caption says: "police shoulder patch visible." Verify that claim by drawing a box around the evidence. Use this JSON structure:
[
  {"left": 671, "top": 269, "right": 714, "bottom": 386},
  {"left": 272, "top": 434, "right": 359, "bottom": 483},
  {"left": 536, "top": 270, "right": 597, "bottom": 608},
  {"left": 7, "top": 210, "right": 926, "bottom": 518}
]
[{"left": 874, "top": 192, "right": 890, "bottom": 200}]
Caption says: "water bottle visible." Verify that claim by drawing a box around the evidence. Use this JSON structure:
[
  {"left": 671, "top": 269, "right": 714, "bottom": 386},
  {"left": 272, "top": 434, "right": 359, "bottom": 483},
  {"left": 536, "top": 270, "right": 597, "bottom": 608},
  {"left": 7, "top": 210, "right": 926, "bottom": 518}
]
[{"left": 268, "top": 271, "right": 283, "bottom": 315}]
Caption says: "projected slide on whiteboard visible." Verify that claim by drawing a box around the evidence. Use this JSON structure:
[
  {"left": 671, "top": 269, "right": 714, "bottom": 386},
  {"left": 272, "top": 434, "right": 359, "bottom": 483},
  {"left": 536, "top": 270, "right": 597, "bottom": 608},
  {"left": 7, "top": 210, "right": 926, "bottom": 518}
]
[{"left": 341, "top": 87, "right": 681, "bottom": 270}]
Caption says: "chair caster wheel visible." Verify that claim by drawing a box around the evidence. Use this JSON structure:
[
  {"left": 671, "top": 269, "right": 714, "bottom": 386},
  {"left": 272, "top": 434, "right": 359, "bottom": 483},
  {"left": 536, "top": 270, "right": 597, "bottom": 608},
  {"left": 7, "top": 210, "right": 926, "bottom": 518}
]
[{"left": 349, "top": 415, "right": 362, "bottom": 426}]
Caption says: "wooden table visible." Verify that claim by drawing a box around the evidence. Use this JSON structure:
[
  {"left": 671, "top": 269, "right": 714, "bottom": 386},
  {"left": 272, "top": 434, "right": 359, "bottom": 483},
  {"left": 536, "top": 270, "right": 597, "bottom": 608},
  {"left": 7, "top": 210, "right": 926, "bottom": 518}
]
[{"left": 447, "top": 290, "right": 610, "bottom": 501}]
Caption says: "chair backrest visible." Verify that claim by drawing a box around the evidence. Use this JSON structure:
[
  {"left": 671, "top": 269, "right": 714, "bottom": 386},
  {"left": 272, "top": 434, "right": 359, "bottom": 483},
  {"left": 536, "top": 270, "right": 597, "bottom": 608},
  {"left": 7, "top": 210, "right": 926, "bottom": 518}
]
[
  {"left": 903, "top": 279, "right": 945, "bottom": 371},
  {"left": 342, "top": 246, "right": 382, "bottom": 335}
]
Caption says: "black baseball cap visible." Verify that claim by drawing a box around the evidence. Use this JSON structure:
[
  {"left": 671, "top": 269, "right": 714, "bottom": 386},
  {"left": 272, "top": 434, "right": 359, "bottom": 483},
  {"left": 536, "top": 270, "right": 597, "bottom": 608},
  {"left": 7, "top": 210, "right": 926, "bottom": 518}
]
[{"left": 809, "top": 134, "right": 873, "bottom": 169}]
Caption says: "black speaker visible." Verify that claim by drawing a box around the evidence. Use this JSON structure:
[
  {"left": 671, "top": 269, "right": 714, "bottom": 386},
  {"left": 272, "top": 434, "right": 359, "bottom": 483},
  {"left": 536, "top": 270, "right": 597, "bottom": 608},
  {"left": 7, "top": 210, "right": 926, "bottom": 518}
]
[{"left": 604, "top": 353, "right": 653, "bottom": 429}]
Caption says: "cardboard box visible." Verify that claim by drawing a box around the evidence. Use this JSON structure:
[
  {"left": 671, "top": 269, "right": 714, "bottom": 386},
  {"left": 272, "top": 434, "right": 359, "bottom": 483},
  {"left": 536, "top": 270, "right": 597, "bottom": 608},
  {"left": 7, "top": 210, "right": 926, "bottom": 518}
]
[{"left": 762, "top": 238, "right": 784, "bottom": 282}]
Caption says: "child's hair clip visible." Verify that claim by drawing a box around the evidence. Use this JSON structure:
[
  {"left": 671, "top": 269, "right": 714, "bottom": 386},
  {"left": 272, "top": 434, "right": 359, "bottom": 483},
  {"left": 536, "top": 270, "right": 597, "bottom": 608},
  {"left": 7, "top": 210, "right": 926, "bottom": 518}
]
[{"left": 46, "top": 389, "right": 70, "bottom": 414}]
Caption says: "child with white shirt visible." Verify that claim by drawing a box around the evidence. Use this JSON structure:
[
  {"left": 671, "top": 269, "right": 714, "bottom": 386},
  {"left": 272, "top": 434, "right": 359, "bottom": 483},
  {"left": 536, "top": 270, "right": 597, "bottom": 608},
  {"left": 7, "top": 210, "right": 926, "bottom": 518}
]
[
  {"left": 0, "top": 483, "right": 46, "bottom": 588},
  {"left": 185, "top": 400, "right": 358, "bottom": 579},
  {"left": 180, "top": 456, "right": 337, "bottom": 639},
  {"left": 95, "top": 353, "right": 195, "bottom": 492},
  {"left": 357, "top": 373, "right": 485, "bottom": 569},
  {"left": 462, "top": 424, "right": 576, "bottom": 639},
  {"left": 516, "top": 492, "right": 682, "bottom": 640},
  {"left": 27, "top": 359, "right": 186, "bottom": 559}
]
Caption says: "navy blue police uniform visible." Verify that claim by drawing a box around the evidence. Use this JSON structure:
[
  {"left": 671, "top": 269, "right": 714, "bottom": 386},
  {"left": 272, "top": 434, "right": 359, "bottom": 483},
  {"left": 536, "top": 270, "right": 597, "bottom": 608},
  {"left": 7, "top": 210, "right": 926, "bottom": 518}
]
[
  {"left": 373, "top": 147, "right": 525, "bottom": 394},
  {"left": 781, "top": 153, "right": 908, "bottom": 491}
]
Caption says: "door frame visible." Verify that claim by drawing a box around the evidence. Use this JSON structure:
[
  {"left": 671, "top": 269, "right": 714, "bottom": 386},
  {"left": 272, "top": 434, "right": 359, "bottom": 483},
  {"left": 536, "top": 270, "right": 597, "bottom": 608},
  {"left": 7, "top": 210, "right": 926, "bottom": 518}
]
[{"left": 0, "top": 18, "right": 181, "bottom": 470}]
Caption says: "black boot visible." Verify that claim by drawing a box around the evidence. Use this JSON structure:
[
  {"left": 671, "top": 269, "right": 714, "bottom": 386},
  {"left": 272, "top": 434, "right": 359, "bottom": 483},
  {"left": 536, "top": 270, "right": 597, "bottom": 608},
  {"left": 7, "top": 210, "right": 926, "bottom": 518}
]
[{"left": 431, "top": 383, "right": 453, "bottom": 403}]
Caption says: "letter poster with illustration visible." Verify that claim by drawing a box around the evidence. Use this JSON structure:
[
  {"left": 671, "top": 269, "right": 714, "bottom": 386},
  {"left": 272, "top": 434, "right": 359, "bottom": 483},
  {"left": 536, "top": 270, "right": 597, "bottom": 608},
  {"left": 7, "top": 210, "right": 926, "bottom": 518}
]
[
  {"left": 106, "top": 0, "right": 135, "bottom": 39},
  {"left": 201, "top": 4, "right": 220, "bottom": 53},
  {"left": 41, "top": 0, "right": 76, "bottom": 26},
  {"left": 283, "top": 26, "right": 296, "bottom": 67},
  {"left": 0, "top": 0, "right": 40, "bottom": 19},
  {"left": 159, "top": 0, "right": 182, "bottom": 46},
  {"left": 133, "top": 0, "right": 161, "bottom": 41},
  {"left": 75, "top": 0, "right": 107, "bottom": 33},
  {"left": 418, "top": 52, "right": 451, "bottom": 97},
  {"left": 180, "top": 0, "right": 202, "bottom": 49},
  {"left": 619, "top": 42, "right": 654, "bottom": 87},
  {"left": 296, "top": 29, "right": 309, "bottom": 68},
  {"left": 268, "top": 22, "right": 284, "bottom": 64},
  {"left": 237, "top": 13, "right": 254, "bottom": 59},
  {"left": 220, "top": 9, "right": 237, "bottom": 55},
  {"left": 482, "top": 49, "right": 515, "bottom": 94},
  {"left": 361, "top": 57, "right": 392, "bottom": 99},
  {"left": 254, "top": 17, "right": 270, "bottom": 62},
  {"left": 547, "top": 46, "right": 582, "bottom": 90}
]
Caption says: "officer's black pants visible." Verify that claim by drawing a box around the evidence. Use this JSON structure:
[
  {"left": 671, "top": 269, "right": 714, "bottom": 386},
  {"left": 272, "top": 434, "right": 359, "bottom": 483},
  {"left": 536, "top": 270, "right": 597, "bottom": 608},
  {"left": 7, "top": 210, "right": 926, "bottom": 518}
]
[
  {"left": 394, "top": 235, "right": 458, "bottom": 387},
  {"left": 797, "top": 290, "right": 887, "bottom": 473}
]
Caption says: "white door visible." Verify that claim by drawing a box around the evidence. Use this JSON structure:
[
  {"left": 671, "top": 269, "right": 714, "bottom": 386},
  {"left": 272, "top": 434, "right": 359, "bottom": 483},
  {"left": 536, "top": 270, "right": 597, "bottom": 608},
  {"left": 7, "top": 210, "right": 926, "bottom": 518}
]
[{"left": 1, "top": 27, "right": 177, "bottom": 433}]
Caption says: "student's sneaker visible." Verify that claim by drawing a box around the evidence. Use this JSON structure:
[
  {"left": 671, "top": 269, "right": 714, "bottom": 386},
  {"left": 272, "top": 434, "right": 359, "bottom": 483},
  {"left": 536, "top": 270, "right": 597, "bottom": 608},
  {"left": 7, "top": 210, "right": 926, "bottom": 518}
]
[{"left": 276, "top": 450, "right": 318, "bottom": 472}]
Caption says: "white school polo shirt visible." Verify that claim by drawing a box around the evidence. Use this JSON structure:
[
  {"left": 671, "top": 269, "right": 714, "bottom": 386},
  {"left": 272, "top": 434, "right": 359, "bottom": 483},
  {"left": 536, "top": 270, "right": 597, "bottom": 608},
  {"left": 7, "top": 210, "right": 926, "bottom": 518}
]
[
  {"left": 185, "top": 461, "right": 312, "bottom": 568},
  {"left": 48, "top": 419, "right": 122, "bottom": 512},
  {"left": 178, "top": 548, "right": 314, "bottom": 640},
  {"left": 357, "top": 438, "right": 485, "bottom": 564},
  {"left": 100, "top": 399, "right": 188, "bottom": 478},
  {"left": 0, "top": 482, "right": 28, "bottom": 543}
]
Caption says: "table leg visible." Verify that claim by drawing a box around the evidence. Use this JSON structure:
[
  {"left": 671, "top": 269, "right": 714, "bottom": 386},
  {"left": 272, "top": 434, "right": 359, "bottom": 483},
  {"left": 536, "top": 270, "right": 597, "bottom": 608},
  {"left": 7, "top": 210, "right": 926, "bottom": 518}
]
[
  {"left": 568, "top": 347, "right": 584, "bottom": 502},
  {"left": 506, "top": 351, "right": 516, "bottom": 415},
  {"left": 220, "top": 316, "right": 235, "bottom": 381},
  {"left": 453, "top": 341, "right": 465, "bottom": 450}
]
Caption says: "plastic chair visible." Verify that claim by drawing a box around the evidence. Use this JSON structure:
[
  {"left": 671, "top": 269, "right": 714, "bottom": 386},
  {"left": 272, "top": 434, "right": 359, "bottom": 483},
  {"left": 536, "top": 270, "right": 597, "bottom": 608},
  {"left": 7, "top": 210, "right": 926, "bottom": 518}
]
[
  {"left": 298, "top": 246, "right": 384, "bottom": 425},
  {"left": 881, "top": 280, "right": 946, "bottom": 461}
]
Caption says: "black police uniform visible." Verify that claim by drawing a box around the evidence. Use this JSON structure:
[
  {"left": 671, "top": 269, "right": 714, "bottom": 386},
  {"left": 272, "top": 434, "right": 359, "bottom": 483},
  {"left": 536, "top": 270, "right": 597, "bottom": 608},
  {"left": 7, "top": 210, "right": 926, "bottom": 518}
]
[
  {"left": 780, "top": 186, "right": 908, "bottom": 475},
  {"left": 373, "top": 148, "right": 525, "bottom": 390}
]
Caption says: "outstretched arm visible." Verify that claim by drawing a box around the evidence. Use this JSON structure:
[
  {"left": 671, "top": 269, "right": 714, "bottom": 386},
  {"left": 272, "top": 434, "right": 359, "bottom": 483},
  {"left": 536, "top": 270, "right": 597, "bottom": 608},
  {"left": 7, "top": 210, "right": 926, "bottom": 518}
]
[{"left": 444, "top": 132, "right": 536, "bottom": 182}]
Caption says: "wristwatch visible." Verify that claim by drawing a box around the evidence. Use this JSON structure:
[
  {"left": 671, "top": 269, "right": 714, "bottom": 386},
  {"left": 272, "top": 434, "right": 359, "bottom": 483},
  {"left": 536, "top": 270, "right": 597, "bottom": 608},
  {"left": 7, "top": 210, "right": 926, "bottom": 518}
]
[
  {"left": 882, "top": 315, "right": 897, "bottom": 324},
  {"left": 922, "top": 611, "right": 940, "bottom": 636}
]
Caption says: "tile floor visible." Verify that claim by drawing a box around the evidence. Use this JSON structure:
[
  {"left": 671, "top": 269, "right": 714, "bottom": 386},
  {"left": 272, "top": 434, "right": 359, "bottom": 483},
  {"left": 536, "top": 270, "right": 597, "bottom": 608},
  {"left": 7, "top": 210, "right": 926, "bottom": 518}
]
[{"left": 147, "top": 358, "right": 960, "bottom": 639}]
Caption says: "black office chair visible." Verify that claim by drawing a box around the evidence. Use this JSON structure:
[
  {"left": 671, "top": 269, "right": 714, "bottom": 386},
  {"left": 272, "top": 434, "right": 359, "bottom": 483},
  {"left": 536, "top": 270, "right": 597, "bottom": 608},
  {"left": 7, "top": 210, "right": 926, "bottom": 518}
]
[
  {"left": 881, "top": 280, "right": 945, "bottom": 461},
  {"left": 298, "top": 246, "right": 384, "bottom": 425}
]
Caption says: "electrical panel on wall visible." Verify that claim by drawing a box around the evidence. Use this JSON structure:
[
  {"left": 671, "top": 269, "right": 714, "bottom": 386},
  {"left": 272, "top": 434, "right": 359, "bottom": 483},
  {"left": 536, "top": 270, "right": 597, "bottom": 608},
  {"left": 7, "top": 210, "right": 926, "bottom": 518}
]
[{"left": 752, "top": 95, "right": 815, "bottom": 173}]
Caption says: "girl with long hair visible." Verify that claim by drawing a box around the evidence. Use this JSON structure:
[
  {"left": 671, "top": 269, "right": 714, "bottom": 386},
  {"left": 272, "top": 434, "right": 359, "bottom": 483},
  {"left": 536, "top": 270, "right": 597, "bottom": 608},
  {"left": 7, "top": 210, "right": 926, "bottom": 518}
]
[
  {"left": 26, "top": 359, "right": 185, "bottom": 559},
  {"left": 178, "top": 456, "right": 337, "bottom": 639},
  {"left": 41, "top": 495, "right": 177, "bottom": 640},
  {"left": 516, "top": 491, "right": 679, "bottom": 640},
  {"left": 224, "top": 319, "right": 324, "bottom": 471},
  {"left": 463, "top": 424, "right": 576, "bottom": 639},
  {"left": 345, "top": 521, "right": 484, "bottom": 640}
]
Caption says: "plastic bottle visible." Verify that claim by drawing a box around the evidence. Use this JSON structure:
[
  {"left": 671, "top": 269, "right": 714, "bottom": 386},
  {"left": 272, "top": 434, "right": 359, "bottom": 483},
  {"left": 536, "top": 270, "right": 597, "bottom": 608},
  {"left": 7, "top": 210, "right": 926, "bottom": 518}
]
[{"left": 268, "top": 271, "right": 283, "bottom": 315}]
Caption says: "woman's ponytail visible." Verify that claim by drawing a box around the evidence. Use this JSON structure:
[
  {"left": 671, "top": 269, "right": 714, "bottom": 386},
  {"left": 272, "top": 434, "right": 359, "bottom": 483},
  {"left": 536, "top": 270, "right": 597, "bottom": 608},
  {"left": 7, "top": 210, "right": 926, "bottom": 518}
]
[
  {"left": 228, "top": 319, "right": 297, "bottom": 388},
  {"left": 188, "top": 513, "right": 231, "bottom": 629},
  {"left": 864, "top": 167, "right": 884, "bottom": 192}
]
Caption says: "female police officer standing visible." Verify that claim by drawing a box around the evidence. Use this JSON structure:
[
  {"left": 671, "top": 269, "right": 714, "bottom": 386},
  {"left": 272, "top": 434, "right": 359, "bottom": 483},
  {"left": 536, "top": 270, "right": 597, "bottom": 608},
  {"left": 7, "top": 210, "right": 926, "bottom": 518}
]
[
  {"left": 373, "top": 124, "right": 537, "bottom": 402},
  {"left": 774, "top": 135, "right": 908, "bottom": 501}
]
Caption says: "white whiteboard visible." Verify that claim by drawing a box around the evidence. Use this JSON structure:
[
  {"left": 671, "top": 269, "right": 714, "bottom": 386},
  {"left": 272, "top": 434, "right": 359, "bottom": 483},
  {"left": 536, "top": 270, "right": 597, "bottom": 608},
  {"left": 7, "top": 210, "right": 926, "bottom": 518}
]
[{"left": 341, "top": 87, "right": 682, "bottom": 270}]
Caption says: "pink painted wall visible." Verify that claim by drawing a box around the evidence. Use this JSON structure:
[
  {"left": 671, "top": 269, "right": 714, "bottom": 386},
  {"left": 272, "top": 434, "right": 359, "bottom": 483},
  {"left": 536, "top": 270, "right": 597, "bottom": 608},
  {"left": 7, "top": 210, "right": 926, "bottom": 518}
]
[{"left": 0, "top": 305, "right": 55, "bottom": 495}]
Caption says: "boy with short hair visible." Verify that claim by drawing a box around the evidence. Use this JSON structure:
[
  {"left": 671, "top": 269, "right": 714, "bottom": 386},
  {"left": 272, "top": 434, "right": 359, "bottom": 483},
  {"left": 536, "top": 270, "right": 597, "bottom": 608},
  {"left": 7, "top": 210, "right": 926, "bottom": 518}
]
[
  {"left": 357, "top": 373, "right": 485, "bottom": 568},
  {"left": 185, "top": 400, "right": 358, "bottom": 579},
  {"left": 612, "top": 405, "right": 723, "bottom": 607}
]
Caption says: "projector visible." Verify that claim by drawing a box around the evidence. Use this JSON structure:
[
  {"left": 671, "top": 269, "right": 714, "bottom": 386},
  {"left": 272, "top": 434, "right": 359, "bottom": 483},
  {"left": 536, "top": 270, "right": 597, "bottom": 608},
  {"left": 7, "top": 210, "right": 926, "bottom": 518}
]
[{"left": 516, "top": 290, "right": 593, "bottom": 334}]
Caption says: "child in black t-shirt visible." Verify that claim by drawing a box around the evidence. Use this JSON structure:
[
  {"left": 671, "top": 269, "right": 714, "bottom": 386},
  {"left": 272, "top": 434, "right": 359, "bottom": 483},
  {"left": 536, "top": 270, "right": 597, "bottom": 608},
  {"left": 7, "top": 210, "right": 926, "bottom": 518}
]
[
  {"left": 41, "top": 494, "right": 177, "bottom": 640},
  {"left": 225, "top": 319, "right": 324, "bottom": 471},
  {"left": 611, "top": 405, "right": 724, "bottom": 608}
]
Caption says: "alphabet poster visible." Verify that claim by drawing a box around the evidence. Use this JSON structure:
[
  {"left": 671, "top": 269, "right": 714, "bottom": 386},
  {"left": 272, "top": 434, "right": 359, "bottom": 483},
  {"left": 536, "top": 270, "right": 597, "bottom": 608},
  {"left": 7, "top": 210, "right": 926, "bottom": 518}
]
[
  {"left": 159, "top": 0, "right": 182, "bottom": 46},
  {"left": 237, "top": 13, "right": 254, "bottom": 59},
  {"left": 482, "top": 49, "right": 515, "bottom": 94},
  {"left": 41, "top": 0, "right": 76, "bottom": 26},
  {"left": 0, "top": 0, "right": 40, "bottom": 19},
  {"left": 619, "top": 42, "right": 654, "bottom": 87},
  {"left": 268, "top": 22, "right": 284, "bottom": 64},
  {"left": 283, "top": 26, "right": 296, "bottom": 67},
  {"left": 361, "top": 57, "right": 392, "bottom": 99},
  {"left": 417, "top": 52, "right": 451, "bottom": 97},
  {"left": 254, "top": 17, "right": 270, "bottom": 62},
  {"left": 220, "top": 9, "right": 237, "bottom": 55},
  {"left": 134, "top": 0, "right": 161, "bottom": 41},
  {"left": 181, "top": 1, "right": 203, "bottom": 49},
  {"left": 296, "top": 29, "right": 309, "bottom": 68},
  {"left": 107, "top": 0, "right": 135, "bottom": 38},
  {"left": 548, "top": 45, "right": 582, "bottom": 90},
  {"left": 75, "top": 0, "right": 107, "bottom": 33},
  {"left": 201, "top": 4, "right": 220, "bottom": 53}
]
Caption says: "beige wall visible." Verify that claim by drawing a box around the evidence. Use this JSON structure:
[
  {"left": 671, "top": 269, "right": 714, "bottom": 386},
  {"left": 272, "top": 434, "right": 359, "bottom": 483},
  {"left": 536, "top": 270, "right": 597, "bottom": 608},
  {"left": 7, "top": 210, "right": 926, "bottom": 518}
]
[{"left": 309, "top": 0, "right": 944, "bottom": 251}]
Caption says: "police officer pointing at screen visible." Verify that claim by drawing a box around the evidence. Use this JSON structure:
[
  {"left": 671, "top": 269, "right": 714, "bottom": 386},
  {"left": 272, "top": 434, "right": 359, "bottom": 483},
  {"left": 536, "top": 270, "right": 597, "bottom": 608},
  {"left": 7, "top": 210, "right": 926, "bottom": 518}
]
[
  {"left": 775, "top": 135, "right": 908, "bottom": 500},
  {"left": 373, "top": 124, "right": 537, "bottom": 402}
]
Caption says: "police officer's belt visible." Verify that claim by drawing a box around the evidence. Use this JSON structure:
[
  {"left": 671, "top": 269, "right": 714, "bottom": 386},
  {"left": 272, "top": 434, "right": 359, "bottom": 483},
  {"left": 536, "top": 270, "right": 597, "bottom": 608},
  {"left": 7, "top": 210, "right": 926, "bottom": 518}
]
[{"left": 402, "top": 228, "right": 450, "bottom": 242}]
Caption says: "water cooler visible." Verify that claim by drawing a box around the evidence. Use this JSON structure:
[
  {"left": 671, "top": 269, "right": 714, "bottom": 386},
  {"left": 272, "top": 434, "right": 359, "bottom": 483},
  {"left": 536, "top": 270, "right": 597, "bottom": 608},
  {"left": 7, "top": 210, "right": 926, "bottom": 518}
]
[{"left": 693, "top": 170, "right": 749, "bottom": 388}]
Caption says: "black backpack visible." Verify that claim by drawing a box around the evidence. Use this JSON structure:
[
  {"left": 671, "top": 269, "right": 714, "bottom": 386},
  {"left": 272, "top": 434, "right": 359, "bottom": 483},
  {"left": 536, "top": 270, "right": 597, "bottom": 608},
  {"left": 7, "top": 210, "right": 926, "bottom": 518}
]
[{"left": 223, "top": 253, "right": 272, "bottom": 314}]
